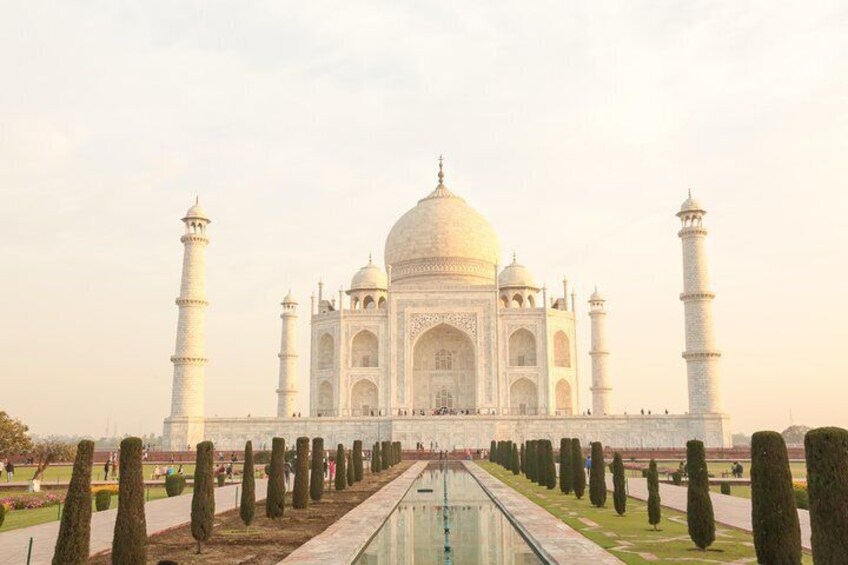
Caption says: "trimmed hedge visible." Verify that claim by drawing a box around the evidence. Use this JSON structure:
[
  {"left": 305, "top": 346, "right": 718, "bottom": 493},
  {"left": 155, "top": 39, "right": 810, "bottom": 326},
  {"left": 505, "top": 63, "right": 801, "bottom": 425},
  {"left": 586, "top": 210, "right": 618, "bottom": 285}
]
[
  {"left": 589, "top": 442, "right": 606, "bottom": 507},
  {"left": 381, "top": 441, "right": 390, "bottom": 471},
  {"left": 511, "top": 443, "right": 520, "bottom": 475},
  {"left": 571, "top": 438, "right": 585, "bottom": 500},
  {"left": 372, "top": 442, "right": 381, "bottom": 474},
  {"left": 544, "top": 441, "right": 556, "bottom": 489},
  {"left": 95, "top": 490, "right": 112, "bottom": 511},
  {"left": 805, "top": 426, "right": 848, "bottom": 563},
  {"left": 720, "top": 483, "right": 731, "bottom": 495},
  {"left": 490, "top": 440, "right": 496, "bottom": 462},
  {"left": 647, "top": 459, "right": 661, "bottom": 530},
  {"left": 165, "top": 474, "right": 186, "bottom": 497},
  {"left": 353, "top": 440, "right": 363, "bottom": 482},
  {"left": 612, "top": 452, "right": 626, "bottom": 516},
  {"left": 310, "top": 437, "right": 325, "bottom": 502},
  {"left": 560, "top": 438, "right": 572, "bottom": 494},
  {"left": 266, "top": 438, "right": 285, "bottom": 519},
  {"left": 293, "top": 437, "right": 310, "bottom": 509},
  {"left": 335, "top": 445, "right": 347, "bottom": 491},
  {"left": 190, "top": 441, "right": 215, "bottom": 555},
  {"left": 750, "top": 431, "right": 800, "bottom": 564},
  {"left": 112, "top": 437, "right": 147, "bottom": 564},
  {"left": 519, "top": 443, "right": 525, "bottom": 476},
  {"left": 686, "top": 439, "right": 715, "bottom": 551},
  {"left": 347, "top": 454, "right": 354, "bottom": 486},
  {"left": 240, "top": 440, "right": 256, "bottom": 528},
  {"left": 52, "top": 439, "right": 94, "bottom": 565}
]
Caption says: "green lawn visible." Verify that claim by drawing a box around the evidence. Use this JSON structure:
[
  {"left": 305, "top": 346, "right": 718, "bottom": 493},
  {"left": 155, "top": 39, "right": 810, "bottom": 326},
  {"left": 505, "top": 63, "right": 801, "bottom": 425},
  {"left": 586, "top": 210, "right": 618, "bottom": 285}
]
[
  {"left": 710, "top": 485, "right": 752, "bottom": 499},
  {"left": 480, "top": 462, "right": 811, "bottom": 565},
  {"left": 0, "top": 487, "right": 174, "bottom": 533}
]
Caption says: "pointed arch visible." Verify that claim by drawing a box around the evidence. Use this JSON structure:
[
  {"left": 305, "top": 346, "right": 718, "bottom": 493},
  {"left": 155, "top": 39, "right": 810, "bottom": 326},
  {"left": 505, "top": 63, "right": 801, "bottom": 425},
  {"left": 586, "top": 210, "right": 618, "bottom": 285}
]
[
  {"left": 318, "top": 333, "right": 335, "bottom": 370},
  {"left": 511, "top": 294, "right": 523, "bottom": 308},
  {"left": 377, "top": 296, "right": 387, "bottom": 309},
  {"left": 351, "top": 379, "right": 378, "bottom": 416},
  {"left": 351, "top": 329, "right": 378, "bottom": 367},
  {"left": 412, "top": 323, "right": 476, "bottom": 412},
  {"left": 555, "top": 379, "right": 573, "bottom": 415},
  {"left": 508, "top": 328, "right": 537, "bottom": 367},
  {"left": 362, "top": 295, "right": 375, "bottom": 309},
  {"left": 509, "top": 378, "right": 537, "bottom": 415},
  {"left": 553, "top": 331, "right": 571, "bottom": 368},
  {"left": 317, "top": 380, "right": 333, "bottom": 416}
]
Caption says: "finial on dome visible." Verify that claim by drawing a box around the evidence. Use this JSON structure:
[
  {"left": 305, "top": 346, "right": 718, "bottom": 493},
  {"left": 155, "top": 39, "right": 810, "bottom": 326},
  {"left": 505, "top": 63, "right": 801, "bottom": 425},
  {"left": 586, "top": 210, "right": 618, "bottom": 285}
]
[
  {"left": 195, "top": 195, "right": 199, "bottom": 205},
  {"left": 368, "top": 252, "right": 372, "bottom": 264},
  {"left": 512, "top": 251, "right": 517, "bottom": 263},
  {"left": 437, "top": 155, "right": 445, "bottom": 185}
]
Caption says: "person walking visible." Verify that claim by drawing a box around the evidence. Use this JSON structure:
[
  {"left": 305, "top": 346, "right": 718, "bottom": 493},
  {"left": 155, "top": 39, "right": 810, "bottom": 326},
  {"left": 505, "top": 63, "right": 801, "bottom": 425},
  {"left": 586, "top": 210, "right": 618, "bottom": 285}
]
[
  {"left": 103, "top": 459, "right": 111, "bottom": 481},
  {"left": 5, "top": 460, "right": 14, "bottom": 482},
  {"left": 284, "top": 460, "right": 292, "bottom": 490}
]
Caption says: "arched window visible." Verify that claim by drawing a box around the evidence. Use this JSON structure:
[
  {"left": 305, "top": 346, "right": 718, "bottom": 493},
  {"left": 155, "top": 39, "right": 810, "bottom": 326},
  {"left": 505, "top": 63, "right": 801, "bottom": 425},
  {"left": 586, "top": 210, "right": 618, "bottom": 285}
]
[
  {"left": 527, "top": 294, "right": 535, "bottom": 308},
  {"left": 318, "top": 333, "right": 334, "bottom": 370},
  {"left": 318, "top": 381, "right": 333, "bottom": 415},
  {"left": 351, "top": 379, "right": 378, "bottom": 416},
  {"left": 509, "top": 328, "right": 537, "bottom": 367},
  {"left": 511, "top": 294, "right": 523, "bottom": 308},
  {"left": 500, "top": 295, "right": 509, "bottom": 308},
  {"left": 435, "top": 349, "right": 452, "bottom": 370},
  {"left": 553, "top": 331, "right": 571, "bottom": 368},
  {"left": 555, "top": 379, "right": 573, "bottom": 415},
  {"left": 435, "top": 387, "right": 453, "bottom": 409},
  {"left": 510, "top": 378, "right": 537, "bottom": 415},
  {"left": 351, "top": 330, "right": 378, "bottom": 368},
  {"left": 377, "top": 296, "right": 386, "bottom": 309},
  {"left": 363, "top": 295, "right": 375, "bottom": 309}
]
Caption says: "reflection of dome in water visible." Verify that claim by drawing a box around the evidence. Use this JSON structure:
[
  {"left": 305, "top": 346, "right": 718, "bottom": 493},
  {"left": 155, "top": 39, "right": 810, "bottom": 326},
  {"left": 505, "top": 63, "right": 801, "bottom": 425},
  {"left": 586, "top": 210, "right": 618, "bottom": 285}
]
[{"left": 384, "top": 162, "right": 500, "bottom": 285}]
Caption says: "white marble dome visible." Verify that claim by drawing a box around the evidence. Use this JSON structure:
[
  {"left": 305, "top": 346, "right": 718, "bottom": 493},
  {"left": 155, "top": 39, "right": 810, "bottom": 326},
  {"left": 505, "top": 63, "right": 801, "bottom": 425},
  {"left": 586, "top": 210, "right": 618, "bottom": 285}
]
[
  {"left": 351, "top": 260, "right": 388, "bottom": 290},
  {"left": 679, "top": 193, "right": 705, "bottom": 214},
  {"left": 183, "top": 197, "right": 209, "bottom": 221},
  {"left": 384, "top": 178, "right": 500, "bottom": 285},
  {"left": 499, "top": 257, "right": 538, "bottom": 289}
]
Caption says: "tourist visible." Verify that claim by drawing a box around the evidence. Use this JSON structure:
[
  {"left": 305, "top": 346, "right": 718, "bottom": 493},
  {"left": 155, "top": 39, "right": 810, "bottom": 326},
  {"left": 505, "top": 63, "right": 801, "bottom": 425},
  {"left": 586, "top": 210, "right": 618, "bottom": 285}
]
[
  {"left": 152, "top": 465, "right": 162, "bottom": 480},
  {"left": 111, "top": 459, "right": 118, "bottom": 480},
  {"left": 329, "top": 457, "right": 336, "bottom": 484},
  {"left": 226, "top": 462, "right": 234, "bottom": 481},
  {"left": 177, "top": 464, "right": 184, "bottom": 475},
  {"left": 284, "top": 459, "right": 292, "bottom": 489},
  {"left": 5, "top": 460, "right": 14, "bottom": 482},
  {"left": 585, "top": 454, "right": 592, "bottom": 475},
  {"left": 103, "top": 459, "right": 111, "bottom": 481}
]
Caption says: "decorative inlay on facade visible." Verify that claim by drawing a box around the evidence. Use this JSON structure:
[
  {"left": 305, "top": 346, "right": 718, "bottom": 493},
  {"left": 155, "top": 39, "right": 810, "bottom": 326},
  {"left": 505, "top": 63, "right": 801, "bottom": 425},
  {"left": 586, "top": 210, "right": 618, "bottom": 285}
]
[
  {"left": 679, "top": 291, "right": 716, "bottom": 301},
  {"left": 170, "top": 356, "right": 208, "bottom": 364},
  {"left": 175, "top": 298, "right": 209, "bottom": 306},
  {"left": 409, "top": 312, "right": 477, "bottom": 341}
]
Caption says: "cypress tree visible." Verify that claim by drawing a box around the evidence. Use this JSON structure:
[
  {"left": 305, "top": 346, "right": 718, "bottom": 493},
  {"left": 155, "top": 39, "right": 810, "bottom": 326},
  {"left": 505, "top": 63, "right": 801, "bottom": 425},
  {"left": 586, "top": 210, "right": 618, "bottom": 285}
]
[
  {"left": 589, "top": 442, "right": 607, "bottom": 507},
  {"left": 536, "top": 440, "right": 546, "bottom": 485},
  {"left": 266, "top": 437, "right": 285, "bottom": 519},
  {"left": 310, "top": 437, "right": 325, "bottom": 502},
  {"left": 353, "top": 440, "right": 364, "bottom": 482},
  {"left": 750, "top": 431, "right": 801, "bottom": 564},
  {"left": 686, "top": 439, "right": 715, "bottom": 551},
  {"left": 490, "top": 440, "right": 496, "bottom": 462},
  {"left": 612, "top": 452, "right": 626, "bottom": 516},
  {"left": 526, "top": 440, "right": 537, "bottom": 482},
  {"left": 805, "top": 426, "right": 848, "bottom": 563},
  {"left": 112, "top": 437, "right": 147, "bottom": 564},
  {"left": 511, "top": 443, "right": 520, "bottom": 475},
  {"left": 520, "top": 443, "right": 525, "bottom": 475},
  {"left": 347, "top": 454, "right": 354, "bottom": 486},
  {"left": 335, "top": 445, "right": 346, "bottom": 491},
  {"left": 381, "top": 441, "right": 390, "bottom": 470},
  {"left": 293, "top": 436, "right": 310, "bottom": 509},
  {"left": 0, "top": 505, "right": 5, "bottom": 528},
  {"left": 240, "top": 440, "right": 256, "bottom": 528},
  {"left": 189, "top": 441, "right": 215, "bottom": 555},
  {"left": 647, "top": 459, "right": 661, "bottom": 530},
  {"left": 560, "top": 438, "right": 573, "bottom": 494},
  {"left": 571, "top": 438, "right": 586, "bottom": 499},
  {"left": 52, "top": 439, "right": 94, "bottom": 565},
  {"left": 372, "top": 442, "right": 381, "bottom": 473}
]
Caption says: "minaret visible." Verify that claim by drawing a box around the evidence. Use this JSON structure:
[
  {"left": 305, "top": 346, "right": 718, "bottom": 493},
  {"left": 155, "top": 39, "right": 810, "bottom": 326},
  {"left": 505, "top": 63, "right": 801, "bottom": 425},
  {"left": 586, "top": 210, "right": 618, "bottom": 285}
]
[
  {"left": 276, "top": 291, "right": 299, "bottom": 417},
  {"left": 164, "top": 197, "right": 210, "bottom": 450},
  {"left": 589, "top": 288, "right": 612, "bottom": 416},
  {"left": 677, "top": 192, "right": 722, "bottom": 414}
]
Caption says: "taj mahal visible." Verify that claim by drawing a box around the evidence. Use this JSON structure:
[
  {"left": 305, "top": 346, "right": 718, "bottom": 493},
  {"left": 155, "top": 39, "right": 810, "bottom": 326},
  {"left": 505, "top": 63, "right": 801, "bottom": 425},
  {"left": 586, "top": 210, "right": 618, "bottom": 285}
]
[{"left": 162, "top": 160, "right": 731, "bottom": 451}]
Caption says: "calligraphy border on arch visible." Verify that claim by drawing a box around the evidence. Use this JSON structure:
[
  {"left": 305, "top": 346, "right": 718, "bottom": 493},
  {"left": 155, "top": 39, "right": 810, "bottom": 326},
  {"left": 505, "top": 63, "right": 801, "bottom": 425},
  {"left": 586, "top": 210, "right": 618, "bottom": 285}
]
[{"left": 409, "top": 313, "right": 477, "bottom": 342}]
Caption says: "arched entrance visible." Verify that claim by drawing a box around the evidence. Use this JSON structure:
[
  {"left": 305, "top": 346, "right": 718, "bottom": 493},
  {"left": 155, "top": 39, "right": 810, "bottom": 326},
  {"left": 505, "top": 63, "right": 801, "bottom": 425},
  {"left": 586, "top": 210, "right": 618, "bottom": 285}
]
[
  {"left": 510, "top": 378, "right": 537, "bottom": 415},
  {"left": 412, "top": 323, "right": 476, "bottom": 413},
  {"left": 350, "top": 379, "right": 378, "bottom": 416}
]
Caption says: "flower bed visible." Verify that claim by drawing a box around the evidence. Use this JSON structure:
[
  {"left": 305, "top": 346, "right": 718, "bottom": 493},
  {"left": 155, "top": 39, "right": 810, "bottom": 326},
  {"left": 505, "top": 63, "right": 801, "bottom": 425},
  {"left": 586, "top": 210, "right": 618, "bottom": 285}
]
[{"left": 1, "top": 492, "right": 65, "bottom": 511}]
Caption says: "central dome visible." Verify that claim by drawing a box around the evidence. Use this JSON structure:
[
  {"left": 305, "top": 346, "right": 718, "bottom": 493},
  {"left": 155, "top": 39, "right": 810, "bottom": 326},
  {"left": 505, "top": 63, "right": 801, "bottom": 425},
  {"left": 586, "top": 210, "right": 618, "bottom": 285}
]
[{"left": 384, "top": 167, "right": 500, "bottom": 285}]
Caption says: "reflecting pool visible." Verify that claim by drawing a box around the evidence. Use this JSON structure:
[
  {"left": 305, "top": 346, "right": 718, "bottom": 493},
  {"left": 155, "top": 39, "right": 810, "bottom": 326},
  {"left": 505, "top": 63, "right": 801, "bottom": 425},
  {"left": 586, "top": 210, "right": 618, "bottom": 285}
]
[{"left": 354, "top": 462, "right": 543, "bottom": 564}]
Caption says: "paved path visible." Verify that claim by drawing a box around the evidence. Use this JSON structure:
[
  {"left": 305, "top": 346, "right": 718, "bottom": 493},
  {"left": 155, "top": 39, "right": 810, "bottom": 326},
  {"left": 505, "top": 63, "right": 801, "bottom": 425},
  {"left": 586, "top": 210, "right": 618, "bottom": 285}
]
[
  {"left": 466, "top": 462, "right": 623, "bottom": 564},
  {"left": 281, "top": 462, "right": 426, "bottom": 564},
  {"left": 625, "top": 478, "right": 812, "bottom": 550},
  {"left": 0, "top": 480, "right": 267, "bottom": 565}
]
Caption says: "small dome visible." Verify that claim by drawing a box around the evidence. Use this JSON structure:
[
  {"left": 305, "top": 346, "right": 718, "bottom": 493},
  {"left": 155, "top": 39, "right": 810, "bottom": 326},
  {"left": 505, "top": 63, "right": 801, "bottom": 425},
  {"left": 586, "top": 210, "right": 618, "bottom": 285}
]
[
  {"left": 282, "top": 290, "right": 297, "bottom": 305},
  {"left": 678, "top": 191, "right": 705, "bottom": 215},
  {"left": 499, "top": 256, "right": 538, "bottom": 289},
  {"left": 350, "top": 260, "right": 388, "bottom": 291},
  {"left": 590, "top": 288, "right": 605, "bottom": 302},
  {"left": 183, "top": 196, "right": 209, "bottom": 221}
]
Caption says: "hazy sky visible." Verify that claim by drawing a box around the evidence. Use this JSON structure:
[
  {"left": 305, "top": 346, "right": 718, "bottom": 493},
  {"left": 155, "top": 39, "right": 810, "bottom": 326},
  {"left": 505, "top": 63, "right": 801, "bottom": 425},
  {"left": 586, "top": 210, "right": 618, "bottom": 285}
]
[{"left": 2, "top": 2, "right": 846, "bottom": 438}]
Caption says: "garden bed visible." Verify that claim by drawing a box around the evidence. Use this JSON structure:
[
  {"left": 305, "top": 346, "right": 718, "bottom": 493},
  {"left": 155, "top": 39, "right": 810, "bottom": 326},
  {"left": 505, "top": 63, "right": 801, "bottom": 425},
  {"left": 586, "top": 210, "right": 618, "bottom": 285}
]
[{"left": 89, "top": 462, "right": 411, "bottom": 565}]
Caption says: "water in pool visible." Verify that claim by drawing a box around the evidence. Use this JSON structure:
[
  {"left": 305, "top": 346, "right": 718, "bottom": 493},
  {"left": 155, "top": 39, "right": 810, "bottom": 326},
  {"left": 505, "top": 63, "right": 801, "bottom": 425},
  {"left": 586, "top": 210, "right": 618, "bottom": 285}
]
[{"left": 354, "top": 462, "right": 543, "bottom": 564}]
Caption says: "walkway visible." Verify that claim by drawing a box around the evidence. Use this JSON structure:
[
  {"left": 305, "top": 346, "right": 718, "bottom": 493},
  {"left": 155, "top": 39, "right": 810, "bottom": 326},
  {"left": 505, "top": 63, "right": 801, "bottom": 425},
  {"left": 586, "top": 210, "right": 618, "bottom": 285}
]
[
  {"left": 0, "top": 480, "right": 267, "bottom": 565},
  {"left": 466, "top": 462, "right": 623, "bottom": 564},
  {"left": 280, "top": 462, "right": 426, "bottom": 564},
  {"left": 625, "top": 478, "right": 811, "bottom": 551}
]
